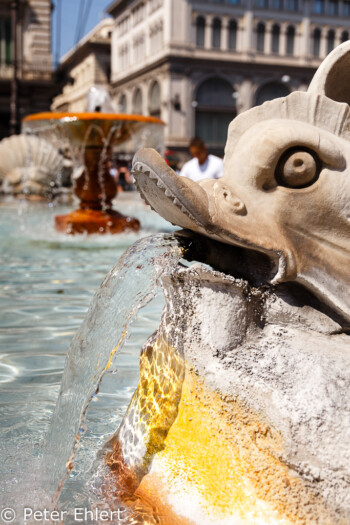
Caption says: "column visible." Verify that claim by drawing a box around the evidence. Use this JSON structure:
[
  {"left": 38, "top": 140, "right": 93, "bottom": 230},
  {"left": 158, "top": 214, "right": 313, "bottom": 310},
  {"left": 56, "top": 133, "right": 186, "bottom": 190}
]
[
  {"left": 335, "top": 28, "right": 343, "bottom": 46},
  {"left": 222, "top": 16, "right": 229, "bottom": 51},
  {"left": 243, "top": 10, "right": 253, "bottom": 52},
  {"left": 163, "top": 0, "right": 172, "bottom": 46},
  {"left": 205, "top": 15, "right": 213, "bottom": 49},
  {"left": 280, "top": 23, "right": 287, "bottom": 55},
  {"left": 265, "top": 21, "right": 273, "bottom": 54},
  {"left": 320, "top": 27, "right": 328, "bottom": 58},
  {"left": 236, "top": 18, "right": 244, "bottom": 52}
]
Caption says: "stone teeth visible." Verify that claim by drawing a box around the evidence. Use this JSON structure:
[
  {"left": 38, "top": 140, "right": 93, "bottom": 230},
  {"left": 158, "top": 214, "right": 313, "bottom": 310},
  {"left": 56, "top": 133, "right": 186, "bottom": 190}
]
[
  {"left": 156, "top": 178, "right": 166, "bottom": 188},
  {"left": 164, "top": 189, "right": 173, "bottom": 197}
]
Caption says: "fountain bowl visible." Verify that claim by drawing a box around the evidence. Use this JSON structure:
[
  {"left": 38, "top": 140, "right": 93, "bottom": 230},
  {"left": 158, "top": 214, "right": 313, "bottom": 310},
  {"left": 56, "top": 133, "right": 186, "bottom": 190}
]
[{"left": 22, "top": 112, "right": 164, "bottom": 234}]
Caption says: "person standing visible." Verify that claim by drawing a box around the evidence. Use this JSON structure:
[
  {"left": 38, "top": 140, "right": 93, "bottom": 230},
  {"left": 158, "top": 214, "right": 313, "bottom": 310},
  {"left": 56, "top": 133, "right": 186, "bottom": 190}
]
[{"left": 179, "top": 137, "right": 224, "bottom": 182}]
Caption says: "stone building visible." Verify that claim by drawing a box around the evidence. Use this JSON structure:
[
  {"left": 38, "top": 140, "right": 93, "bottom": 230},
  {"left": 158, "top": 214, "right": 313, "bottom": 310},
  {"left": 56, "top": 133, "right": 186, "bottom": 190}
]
[
  {"left": 106, "top": 0, "right": 350, "bottom": 155},
  {"left": 52, "top": 18, "right": 113, "bottom": 113},
  {"left": 0, "top": 0, "right": 56, "bottom": 139}
]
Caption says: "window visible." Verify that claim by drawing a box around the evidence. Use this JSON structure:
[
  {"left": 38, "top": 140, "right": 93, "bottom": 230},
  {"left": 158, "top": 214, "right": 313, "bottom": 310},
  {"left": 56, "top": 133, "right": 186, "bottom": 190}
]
[
  {"left": 149, "top": 81, "right": 161, "bottom": 118},
  {"left": 272, "top": 0, "right": 283, "bottom": 8},
  {"left": 195, "top": 77, "right": 236, "bottom": 147},
  {"left": 341, "top": 30, "right": 349, "bottom": 42},
  {"left": 286, "top": 25, "right": 295, "bottom": 55},
  {"left": 286, "top": 0, "right": 298, "bottom": 9},
  {"left": 256, "top": 0, "right": 268, "bottom": 7},
  {"left": 313, "top": 0, "right": 324, "bottom": 13},
  {"left": 227, "top": 0, "right": 239, "bottom": 4},
  {"left": 133, "top": 88, "right": 143, "bottom": 114},
  {"left": 328, "top": 0, "right": 338, "bottom": 15},
  {"left": 0, "top": 18, "right": 11, "bottom": 65},
  {"left": 212, "top": 18, "right": 221, "bottom": 49},
  {"left": 196, "top": 16, "right": 205, "bottom": 47},
  {"left": 228, "top": 20, "right": 237, "bottom": 50},
  {"left": 132, "top": 2, "right": 145, "bottom": 25},
  {"left": 256, "top": 22, "right": 265, "bottom": 52},
  {"left": 255, "top": 82, "right": 290, "bottom": 106},
  {"left": 313, "top": 28, "right": 321, "bottom": 57},
  {"left": 327, "top": 29, "right": 335, "bottom": 54},
  {"left": 272, "top": 24, "right": 280, "bottom": 53},
  {"left": 343, "top": 1, "right": 350, "bottom": 15},
  {"left": 118, "top": 94, "right": 127, "bottom": 113}
]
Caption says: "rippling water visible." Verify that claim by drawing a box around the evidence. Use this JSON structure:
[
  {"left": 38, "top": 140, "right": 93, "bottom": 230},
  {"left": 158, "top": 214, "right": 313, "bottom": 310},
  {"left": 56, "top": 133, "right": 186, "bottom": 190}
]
[{"left": 0, "top": 194, "right": 176, "bottom": 522}]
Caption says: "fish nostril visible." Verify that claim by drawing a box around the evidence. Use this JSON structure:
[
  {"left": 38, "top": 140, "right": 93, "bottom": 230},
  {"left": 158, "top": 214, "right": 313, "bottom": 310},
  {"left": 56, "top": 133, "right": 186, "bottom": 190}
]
[
  {"left": 232, "top": 199, "right": 246, "bottom": 214},
  {"left": 217, "top": 184, "right": 246, "bottom": 214}
]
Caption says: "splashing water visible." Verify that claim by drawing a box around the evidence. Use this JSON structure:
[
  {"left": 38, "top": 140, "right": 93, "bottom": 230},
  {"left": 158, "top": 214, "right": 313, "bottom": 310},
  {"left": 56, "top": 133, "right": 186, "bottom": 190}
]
[{"left": 44, "top": 233, "right": 185, "bottom": 503}]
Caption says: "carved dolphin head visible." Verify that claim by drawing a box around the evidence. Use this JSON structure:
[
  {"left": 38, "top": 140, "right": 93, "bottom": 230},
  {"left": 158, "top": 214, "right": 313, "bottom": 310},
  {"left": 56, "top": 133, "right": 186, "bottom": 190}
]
[{"left": 133, "top": 43, "right": 350, "bottom": 322}]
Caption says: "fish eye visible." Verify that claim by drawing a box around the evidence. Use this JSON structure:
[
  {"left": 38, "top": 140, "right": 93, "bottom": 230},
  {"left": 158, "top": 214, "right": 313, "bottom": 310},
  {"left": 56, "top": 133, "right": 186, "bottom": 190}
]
[{"left": 275, "top": 147, "right": 321, "bottom": 189}]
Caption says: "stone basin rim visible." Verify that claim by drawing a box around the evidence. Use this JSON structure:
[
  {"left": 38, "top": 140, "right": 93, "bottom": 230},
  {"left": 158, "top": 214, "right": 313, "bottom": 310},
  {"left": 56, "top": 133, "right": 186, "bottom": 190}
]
[{"left": 23, "top": 112, "right": 165, "bottom": 125}]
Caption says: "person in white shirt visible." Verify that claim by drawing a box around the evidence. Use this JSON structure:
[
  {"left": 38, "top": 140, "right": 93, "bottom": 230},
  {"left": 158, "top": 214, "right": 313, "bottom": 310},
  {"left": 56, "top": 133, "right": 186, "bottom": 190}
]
[{"left": 179, "top": 137, "right": 224, "bottom": 182}]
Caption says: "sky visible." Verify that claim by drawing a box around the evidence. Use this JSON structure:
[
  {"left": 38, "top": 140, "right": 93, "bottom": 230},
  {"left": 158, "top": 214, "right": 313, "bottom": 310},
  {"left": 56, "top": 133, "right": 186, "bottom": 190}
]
[{"left": 52, "top": 0, "right": 113, "bottom": 65}]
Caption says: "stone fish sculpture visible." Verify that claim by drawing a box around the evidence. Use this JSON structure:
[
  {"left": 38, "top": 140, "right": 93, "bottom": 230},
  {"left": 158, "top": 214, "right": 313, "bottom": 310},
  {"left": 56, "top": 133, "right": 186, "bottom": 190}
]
[
  {"left": 105, "top": 44, "right": 350, "bottom": 524},
  {"left": 133, "top": 41, "right": 350, "bottom": 324}
]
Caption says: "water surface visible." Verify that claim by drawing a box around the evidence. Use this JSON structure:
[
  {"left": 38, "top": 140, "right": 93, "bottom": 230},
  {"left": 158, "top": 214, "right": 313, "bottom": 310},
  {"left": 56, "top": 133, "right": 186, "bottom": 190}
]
[{"left": 0, "top": 194, "right": 175, "bottom": 522}]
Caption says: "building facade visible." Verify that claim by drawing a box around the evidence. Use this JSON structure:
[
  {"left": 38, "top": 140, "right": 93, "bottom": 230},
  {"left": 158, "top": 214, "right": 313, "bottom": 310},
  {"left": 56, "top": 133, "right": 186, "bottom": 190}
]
[
  {"left": 52, "top": 18, "right": 113, "bottom": 113},
  {"left": 0, "top": 0, "right": 56, "bottom": 139},
  {"left": 107, "top": 0, "right": 350, "bottom": 155}
]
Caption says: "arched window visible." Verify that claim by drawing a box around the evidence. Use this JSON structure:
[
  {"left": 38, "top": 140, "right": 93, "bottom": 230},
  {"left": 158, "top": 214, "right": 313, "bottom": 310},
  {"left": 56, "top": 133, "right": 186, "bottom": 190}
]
[
  {"left": 212, "top": 18, "right": 221, "bottom": 48},
  {"left": 118, "top": 93, "right": 127, "bottom": 113},
  {"left": 255, "top": 82, "right": 290, "bottom": 106},
  {"left": 149, "top": 81, "right": 161, "bottom": 118},
  {"left": 286, "top": 25, "right": 295, "bottom": 55},
  {"left": 196, "top": 16, "right": 205, "bottom": 47},
  {"left": 341, "top": 30, "right": 349, "bottom": 43},
  {"left": 272, "top": 24, "right": 280, "bottom": 54},
  {"left": 133, "top": 88, "right": 143, "bottom": 114},
  {"left": 327, "top": 29, "right": 335, "bottom": 54},
  {"left": 256, "top": 22, "right": 265, "bottom": 52},
  {"left": 313, "top": 28, "right": 321, "bottom": 57},
  {"left": 195, "top": 77, "right": 236, "bottom": 148},
  {"left": 228, "top": 19, "right": 237, "bottom": 50}
]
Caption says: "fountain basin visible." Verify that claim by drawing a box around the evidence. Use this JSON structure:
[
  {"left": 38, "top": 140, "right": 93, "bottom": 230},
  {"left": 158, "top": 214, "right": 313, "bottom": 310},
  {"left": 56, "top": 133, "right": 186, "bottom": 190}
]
[{"left": 22, "top": 112, "right": 164, "bottom": 234}]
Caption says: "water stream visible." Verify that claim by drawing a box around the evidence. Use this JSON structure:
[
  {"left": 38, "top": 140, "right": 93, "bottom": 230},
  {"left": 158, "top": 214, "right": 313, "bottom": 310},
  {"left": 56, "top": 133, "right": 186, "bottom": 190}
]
[{"left": 44, "top": 233, "right": 184, "bottom": 506}]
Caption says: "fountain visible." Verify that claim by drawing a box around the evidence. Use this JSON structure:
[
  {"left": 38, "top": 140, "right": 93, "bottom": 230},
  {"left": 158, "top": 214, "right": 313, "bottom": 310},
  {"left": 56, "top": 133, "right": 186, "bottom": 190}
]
[
  {"left": 6, "top": 43, "right": 348, "bottom": 524},
  {"left": 112, "top": 43, "right": 349, "bottom": 522},
  {"left": 22, "top": 112, "right": 164, "bottom": 234}
]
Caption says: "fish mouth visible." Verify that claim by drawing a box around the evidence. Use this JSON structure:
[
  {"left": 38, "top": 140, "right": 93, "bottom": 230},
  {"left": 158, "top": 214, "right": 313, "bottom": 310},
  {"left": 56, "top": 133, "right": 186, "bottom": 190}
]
[
  {"left": 132, "top": 148, "right": 213, "bottom": 233},
  {"left": 132, "top": 148, "right": 285, "bottom": 284}
]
